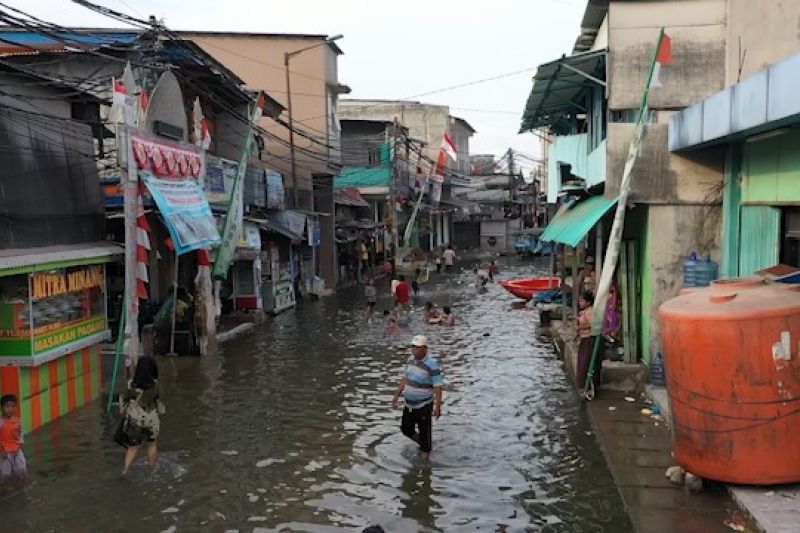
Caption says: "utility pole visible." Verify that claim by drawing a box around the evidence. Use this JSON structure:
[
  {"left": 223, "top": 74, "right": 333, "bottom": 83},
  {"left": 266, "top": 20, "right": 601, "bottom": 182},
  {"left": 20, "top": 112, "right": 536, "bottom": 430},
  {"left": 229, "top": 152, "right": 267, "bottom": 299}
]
[
  {"left": 284, "top": 53, "right": 298, "bottom": 209},
  {"left": 507, "top": 149, "right": 515, "bottom": 204},
  {"left": 283, "top": 34, "right": 343, "bottom": 210}
]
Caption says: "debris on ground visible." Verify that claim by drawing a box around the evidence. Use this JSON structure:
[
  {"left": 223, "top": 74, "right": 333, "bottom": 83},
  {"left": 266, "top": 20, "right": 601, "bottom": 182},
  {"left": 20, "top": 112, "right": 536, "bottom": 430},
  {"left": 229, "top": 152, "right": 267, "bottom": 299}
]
[
  {"left": 624, "top": 396, "right": 635, "bottom": 402},
  {"left": 684, "top": 472, "right": 703, "bottom": 494},
  {"left": 722, "top": 517, "right": 746, "bottom": 531},
  {"left": 665, "top": 465, "right": 685, "bottom": 485},
  {"left": 640, "top": 408, "right": 653, "bottom": 416}
]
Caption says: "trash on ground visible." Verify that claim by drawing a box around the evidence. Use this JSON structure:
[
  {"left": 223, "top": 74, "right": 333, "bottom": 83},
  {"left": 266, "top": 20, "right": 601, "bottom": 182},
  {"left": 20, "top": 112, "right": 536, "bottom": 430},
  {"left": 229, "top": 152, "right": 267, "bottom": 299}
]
[
  {"left": 624, "top": 396, "right": 635, "bottom": 402},
  {"left": 666, "top": 465, "right": 685, "bottom": 485},
  {"left": 722, "top": 517, "right": 746, "bottom": 531},
  {"left": 608, "top": 406, "right": 617, "bottom": 411},
  {"left": 640, "top": 408, "right": 653, "bottom": 416}
]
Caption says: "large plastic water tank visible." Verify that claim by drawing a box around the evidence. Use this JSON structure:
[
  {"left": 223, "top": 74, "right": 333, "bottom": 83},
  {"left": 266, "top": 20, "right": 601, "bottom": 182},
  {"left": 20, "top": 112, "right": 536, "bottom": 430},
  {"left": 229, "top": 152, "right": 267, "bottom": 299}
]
[{"left": 659, "top": 279, "right": 800, "bottom": 484}]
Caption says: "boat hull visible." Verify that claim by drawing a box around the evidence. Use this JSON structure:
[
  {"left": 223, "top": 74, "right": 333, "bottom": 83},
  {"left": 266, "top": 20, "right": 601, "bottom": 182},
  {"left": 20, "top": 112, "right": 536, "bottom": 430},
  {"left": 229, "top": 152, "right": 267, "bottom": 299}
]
[{"left": 499, "top": 277, "right": 561, "bottom": 300}]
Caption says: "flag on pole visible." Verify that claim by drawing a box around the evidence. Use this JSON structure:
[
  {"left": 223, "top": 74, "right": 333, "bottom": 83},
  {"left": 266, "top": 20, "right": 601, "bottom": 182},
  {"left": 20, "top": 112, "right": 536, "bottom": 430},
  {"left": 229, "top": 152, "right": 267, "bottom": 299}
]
[
  {"left": 442, "top": 132, "right": 457, "bottom": 161},
  {"left": 648, "top": 32, "right": 673, "bottom": 89},
  {"left": 431, "top": 149, "right": 447, "bottom": 183},
  {"left": 588, "top": 28, "right": 672, "bottom": 382}
]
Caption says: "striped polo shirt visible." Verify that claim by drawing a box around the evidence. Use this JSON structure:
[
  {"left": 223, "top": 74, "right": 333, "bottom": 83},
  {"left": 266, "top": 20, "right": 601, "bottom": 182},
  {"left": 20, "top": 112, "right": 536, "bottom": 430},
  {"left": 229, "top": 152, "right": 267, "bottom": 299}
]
[{"left": 403, "top": 355, "right": 444, "bottom": 408}]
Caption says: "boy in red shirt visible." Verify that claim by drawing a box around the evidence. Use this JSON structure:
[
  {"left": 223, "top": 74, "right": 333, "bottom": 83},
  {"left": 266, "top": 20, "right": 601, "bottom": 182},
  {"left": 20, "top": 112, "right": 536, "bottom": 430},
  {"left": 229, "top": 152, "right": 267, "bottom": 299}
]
[
  {"left": 395, "top": 275, "right": 411, "bottom": 311},
  {"left": 0, "top": 394, "right": 27, "bottom": 486}
]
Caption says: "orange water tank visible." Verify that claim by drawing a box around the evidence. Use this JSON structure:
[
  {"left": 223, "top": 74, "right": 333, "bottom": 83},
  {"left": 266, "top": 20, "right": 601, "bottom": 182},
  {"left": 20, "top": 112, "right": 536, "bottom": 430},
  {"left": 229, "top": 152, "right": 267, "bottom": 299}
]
[{"left": 659, "top": 278, "right": 800, "bottom": 484}]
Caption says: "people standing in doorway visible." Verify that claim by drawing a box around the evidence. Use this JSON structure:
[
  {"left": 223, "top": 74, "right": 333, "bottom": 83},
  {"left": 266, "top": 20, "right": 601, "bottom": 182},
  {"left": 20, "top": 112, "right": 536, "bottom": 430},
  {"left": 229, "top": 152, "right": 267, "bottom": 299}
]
[
  {"left": 391, "top": 335, "right": 444, "bottom": 461},
  {"left": 118, "top": 356, "right": 164, "bottom": 475},
  {"left": 575, "top": 292, "right": 601, "bottom": 393},
  {"left": 395, "top": 275, "right": 411, "bottom": 311},
  {"left": 364, "top": 279, "right": 378, "bottom": 323},
  {"left": 0, "top": 394, "right": 27, "bottom": 488},
  {"left": 579, "top": 256, "right": 597, "bottom": 297},
  {"left": 443, "top": 245, "right": 456, "bottom": 273}
]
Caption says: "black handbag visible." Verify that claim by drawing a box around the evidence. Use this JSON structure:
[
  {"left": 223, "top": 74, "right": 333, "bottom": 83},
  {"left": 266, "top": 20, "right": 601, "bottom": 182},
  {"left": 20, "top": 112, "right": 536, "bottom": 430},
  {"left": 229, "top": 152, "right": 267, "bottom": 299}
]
[{"left": 113, "top": 416, "right": 151, "bottom": 447}]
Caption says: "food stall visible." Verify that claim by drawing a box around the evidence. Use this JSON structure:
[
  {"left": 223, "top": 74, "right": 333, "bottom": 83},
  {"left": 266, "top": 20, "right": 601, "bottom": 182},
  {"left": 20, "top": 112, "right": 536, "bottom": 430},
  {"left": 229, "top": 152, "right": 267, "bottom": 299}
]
[{"left": 0, "top": 244, "right": 121, "bottom": 432}]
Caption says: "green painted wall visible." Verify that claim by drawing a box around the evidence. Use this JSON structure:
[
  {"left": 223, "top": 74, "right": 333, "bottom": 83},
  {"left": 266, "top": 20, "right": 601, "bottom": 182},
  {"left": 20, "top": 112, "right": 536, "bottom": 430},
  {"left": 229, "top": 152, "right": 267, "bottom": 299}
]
[
  {"left": 622, "top": 205, "right": 650, "bottom": 363},
  {"left": 743, "top": 130, "right": 800, "bottom": 203},
  {"left": 739, "top": 206, "right": 781, "bottom": 275},
  {"left": 721, "top": 145, "right": 742, "bottom": 277}
]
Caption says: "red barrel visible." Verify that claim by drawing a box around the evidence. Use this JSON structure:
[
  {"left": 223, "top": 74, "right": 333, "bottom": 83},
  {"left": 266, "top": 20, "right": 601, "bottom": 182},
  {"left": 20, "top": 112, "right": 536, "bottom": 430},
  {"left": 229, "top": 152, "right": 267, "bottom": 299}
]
[{"left": 659, "top": 279, "right": 800, "bottom": 484}]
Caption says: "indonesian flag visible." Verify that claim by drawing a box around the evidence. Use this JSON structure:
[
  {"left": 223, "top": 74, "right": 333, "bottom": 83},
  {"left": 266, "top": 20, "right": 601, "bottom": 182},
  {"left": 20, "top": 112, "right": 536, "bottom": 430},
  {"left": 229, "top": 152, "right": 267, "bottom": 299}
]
[
  {"left": 201, "top": 118, "right": 212, "bottom": 150},
  {"left": 649, "top": 32, "right": 673, "bottom": 89},
  {"left": 442, "top": 132, "right": 457, "bottom": 161},
  {"left": 431, "top": 149, "right": 447, "bottom": 183}
]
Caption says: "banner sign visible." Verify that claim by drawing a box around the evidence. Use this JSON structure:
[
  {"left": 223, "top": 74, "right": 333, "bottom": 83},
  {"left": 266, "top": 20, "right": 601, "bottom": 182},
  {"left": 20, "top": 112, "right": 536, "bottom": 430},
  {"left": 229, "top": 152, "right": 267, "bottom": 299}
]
[
  {"left": 142, "top": 174, "right": 221, "bottom": 255},
  {"left": 204, "top": 155, "right": 239, "bottom": 205},
  {"left": 213, "top": 93, "right": 265, "bottom": 279},
  {"left": 265, "top": 169, "right": 285, "bottom": 210},
  {"left": 131, "top": 133, "right": 203, "bottom": 179}
]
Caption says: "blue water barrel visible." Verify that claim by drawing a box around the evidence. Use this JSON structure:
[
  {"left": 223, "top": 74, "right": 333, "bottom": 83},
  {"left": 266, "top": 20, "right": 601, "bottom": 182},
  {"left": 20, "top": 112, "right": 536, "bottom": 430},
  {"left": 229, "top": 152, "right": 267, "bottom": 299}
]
[
  {"left": 683, "top": 252, "right": 700, "bottom": 287},
  {"left": 683, "top": 252, "right": 718, "bottom": 287}
]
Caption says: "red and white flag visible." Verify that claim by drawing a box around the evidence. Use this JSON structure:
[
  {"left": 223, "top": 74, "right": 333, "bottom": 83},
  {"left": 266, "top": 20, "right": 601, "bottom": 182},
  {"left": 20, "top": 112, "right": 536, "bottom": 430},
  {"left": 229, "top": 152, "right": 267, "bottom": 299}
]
[
  {"left": 431, "top": 149, "right": 447, "bottom": 183},
  {"left": 648, "top": 32, "right": 673, "bottom": 89},
  {"left": 442, "top": 132, "right": 457, "bottom": 161}
]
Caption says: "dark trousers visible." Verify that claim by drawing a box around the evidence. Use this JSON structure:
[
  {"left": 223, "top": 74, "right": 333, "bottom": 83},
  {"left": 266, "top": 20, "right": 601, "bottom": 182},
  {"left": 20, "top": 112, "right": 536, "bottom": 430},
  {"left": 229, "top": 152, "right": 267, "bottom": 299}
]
[{"left": 401, "top": 403, "right": 433, "bottom": 452}]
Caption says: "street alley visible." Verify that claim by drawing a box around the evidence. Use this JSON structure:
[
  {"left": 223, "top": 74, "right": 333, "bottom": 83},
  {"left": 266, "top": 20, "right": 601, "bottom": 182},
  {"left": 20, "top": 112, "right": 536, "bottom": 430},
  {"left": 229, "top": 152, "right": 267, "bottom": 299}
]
[{"left": 2, "top": 260, "right": 630, "bottom": 532}]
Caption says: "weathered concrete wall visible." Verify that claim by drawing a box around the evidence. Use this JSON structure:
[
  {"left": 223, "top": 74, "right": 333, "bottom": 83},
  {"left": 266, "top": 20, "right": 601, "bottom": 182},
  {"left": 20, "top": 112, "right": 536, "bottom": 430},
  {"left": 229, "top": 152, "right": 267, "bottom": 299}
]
[
  {"left": 339, "top": 100, "right": 450, "bottom": 172},
  {"left": 726, "top": 0, "right": 800, "bottom": 85},
  {"left": 646, "top": 203, "right": 721, "bottom": 356},
  {"left": 605, "top": 122, "right": 725, "bottom": 203},
  {"left": 608, "top": 0, "right": 726, "bottom": 110},
  {"left": 190, "top": 34, "right": 341, "bottom": 203}
]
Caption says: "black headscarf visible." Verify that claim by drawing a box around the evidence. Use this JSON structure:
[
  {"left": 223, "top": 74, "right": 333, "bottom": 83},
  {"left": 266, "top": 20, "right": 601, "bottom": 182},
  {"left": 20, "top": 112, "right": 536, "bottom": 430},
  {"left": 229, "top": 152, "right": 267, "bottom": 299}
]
[{"left": 132, "top": 356, "right": 159, "bottom": 390}]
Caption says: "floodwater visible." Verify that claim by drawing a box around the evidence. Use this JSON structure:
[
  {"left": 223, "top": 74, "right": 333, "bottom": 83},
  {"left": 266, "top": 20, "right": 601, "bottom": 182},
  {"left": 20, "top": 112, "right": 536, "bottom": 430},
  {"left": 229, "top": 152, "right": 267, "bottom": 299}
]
[{"left": 2, "top": 258, "right": 631, "bottom": 532}]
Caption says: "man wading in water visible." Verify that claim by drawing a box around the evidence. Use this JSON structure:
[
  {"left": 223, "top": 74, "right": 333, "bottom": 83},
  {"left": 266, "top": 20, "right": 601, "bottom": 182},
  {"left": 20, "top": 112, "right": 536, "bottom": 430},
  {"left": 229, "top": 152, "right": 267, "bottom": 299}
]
[{"left": 391, "top": 335, "right": 444, "bottom": 460}]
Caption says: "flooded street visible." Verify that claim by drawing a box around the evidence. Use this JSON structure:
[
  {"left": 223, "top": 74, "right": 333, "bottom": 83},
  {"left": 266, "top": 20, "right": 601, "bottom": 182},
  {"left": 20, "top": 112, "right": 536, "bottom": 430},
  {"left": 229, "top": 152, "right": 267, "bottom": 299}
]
[{"left": 2, "top": 259, "right": 631, "bottom": 532}]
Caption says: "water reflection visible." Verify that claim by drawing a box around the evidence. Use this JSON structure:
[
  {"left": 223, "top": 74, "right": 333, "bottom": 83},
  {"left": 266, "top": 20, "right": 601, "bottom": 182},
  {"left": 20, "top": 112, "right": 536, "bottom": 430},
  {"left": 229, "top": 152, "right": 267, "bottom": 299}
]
[{"left": 1, "top": 258, "right": 631, "bottom": 532}]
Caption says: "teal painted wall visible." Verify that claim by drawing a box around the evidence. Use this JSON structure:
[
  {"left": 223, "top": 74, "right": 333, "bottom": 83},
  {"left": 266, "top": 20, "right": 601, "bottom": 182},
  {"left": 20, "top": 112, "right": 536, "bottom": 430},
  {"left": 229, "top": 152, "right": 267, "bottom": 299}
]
[
  {"left": 743, "top": 130, "right": 800, "bottom": 204},
  {"left": 546, "top": 133, "right": 606, "bottom": 203},
  {"left": 721, "top": 145, "right": 742, "bottom": 277}
]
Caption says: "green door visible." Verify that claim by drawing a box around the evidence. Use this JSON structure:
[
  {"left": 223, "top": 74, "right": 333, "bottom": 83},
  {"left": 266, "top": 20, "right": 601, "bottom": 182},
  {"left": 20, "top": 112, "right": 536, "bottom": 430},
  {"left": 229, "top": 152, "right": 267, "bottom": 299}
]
[{"left": 738, "top": 205, "right": 780, "bottom": 275}]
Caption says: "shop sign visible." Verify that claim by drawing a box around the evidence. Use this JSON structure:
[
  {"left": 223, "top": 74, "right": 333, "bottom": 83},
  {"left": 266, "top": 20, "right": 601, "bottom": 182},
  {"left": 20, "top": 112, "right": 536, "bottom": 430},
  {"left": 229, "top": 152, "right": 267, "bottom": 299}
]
[
  {"left": 238, "top": 223, "right": 262, "bottom": 249},
  {"left": 204, "top": 155, "right": 238, "bottom": 205},
  {"left": 32, "top": 265, "right": 104, "bottom": 300},
  {"left": 32, "top": 316, "right": 106, "bottom": 354}
]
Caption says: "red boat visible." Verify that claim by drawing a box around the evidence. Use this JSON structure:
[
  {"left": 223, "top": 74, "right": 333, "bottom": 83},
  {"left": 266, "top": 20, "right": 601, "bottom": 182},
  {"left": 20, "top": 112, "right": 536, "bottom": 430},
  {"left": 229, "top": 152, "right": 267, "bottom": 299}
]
[{"left": 499, "top": 276, "right": 561, "bottom": 300}]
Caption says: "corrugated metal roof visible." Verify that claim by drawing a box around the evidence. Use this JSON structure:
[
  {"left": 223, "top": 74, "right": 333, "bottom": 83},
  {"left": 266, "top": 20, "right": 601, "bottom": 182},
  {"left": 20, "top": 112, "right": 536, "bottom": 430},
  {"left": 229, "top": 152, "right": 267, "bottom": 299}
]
[
  {"left": 0, "top": 242, "right": 124, "bottom": 272},
  {"left": 520, "top": 48, "right": 606, "bottom": 134},
  {"left": 540, "top": 195, "right": 617, "bottom": 248}
]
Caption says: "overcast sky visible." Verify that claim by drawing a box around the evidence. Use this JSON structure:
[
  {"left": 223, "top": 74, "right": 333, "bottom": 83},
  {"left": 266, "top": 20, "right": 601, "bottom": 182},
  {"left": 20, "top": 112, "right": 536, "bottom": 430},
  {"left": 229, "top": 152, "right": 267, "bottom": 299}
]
[{"left": 21, "top": 0, "right": 585, "bottom": 173}]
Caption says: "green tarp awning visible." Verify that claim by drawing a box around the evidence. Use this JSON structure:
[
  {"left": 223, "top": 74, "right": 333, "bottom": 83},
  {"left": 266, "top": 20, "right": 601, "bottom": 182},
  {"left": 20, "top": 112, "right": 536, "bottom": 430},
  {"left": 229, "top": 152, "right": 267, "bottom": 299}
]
[
  {"left": 540, "top": 195, "right": 618, "bottom": 248},
  {"left": 334, "top": 167, "right": 392, "bottom": 189}
]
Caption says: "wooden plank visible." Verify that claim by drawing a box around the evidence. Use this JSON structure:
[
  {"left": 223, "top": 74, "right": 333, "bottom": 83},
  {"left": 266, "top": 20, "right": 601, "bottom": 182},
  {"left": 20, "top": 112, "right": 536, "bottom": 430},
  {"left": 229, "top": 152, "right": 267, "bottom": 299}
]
[{"left": 620, "top": 244, "right": 633, "bottom": 363}]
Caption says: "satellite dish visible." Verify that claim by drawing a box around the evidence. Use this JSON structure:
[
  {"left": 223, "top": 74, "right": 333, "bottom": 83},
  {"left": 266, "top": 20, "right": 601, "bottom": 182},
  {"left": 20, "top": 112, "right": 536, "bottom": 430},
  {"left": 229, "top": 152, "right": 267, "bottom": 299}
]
[{"left": 145, "top": 71, "right": 187, "bottom": 141}]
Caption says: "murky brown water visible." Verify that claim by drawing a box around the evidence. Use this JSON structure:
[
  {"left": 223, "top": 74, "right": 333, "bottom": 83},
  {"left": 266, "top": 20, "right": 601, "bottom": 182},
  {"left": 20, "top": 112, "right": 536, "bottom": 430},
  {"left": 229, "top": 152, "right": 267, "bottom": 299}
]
[{"left": 2, "top": 258, "right": 631, "bottom": 532}]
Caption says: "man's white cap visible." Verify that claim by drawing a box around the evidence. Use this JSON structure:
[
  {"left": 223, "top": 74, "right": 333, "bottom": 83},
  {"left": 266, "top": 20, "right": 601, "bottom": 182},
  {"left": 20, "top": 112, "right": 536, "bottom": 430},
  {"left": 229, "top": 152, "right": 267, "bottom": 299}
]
[{"left": 411, "top": 335, "right": 428, "bottom": 347}]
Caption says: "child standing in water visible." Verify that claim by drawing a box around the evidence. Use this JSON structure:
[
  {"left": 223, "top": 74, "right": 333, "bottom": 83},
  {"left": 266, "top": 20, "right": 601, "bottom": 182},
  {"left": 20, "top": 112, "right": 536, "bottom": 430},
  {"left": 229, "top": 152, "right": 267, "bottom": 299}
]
[
  {"left": 364, "top": 279, "right": 378, "bottom": 322},
  {"left": 0, "top": 394, "right": 27, "bottom": 488}
]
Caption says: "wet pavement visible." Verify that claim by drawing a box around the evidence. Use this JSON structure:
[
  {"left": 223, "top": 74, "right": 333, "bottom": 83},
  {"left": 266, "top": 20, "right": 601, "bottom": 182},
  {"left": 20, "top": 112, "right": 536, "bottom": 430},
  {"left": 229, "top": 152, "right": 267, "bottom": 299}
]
[{"left": 2, "top": 258, "right": 632, "bottom": 532}]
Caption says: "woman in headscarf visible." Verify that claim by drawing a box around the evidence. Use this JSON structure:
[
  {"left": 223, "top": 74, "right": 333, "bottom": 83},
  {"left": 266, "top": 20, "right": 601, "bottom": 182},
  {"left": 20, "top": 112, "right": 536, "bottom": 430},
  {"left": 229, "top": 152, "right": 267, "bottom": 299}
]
[{"left": 118, "top": 356, "right": 164, "bottom": 474}]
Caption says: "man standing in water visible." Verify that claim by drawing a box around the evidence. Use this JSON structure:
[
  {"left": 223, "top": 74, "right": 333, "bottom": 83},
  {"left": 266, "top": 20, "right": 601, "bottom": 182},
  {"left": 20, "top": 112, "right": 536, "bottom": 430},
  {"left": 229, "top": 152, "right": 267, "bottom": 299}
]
[
  {"left": 391, "top": 335, "right": 444, "bottom": 460},
  {"left": 442, "top": 245, "right": 456, "bottom": 273}
]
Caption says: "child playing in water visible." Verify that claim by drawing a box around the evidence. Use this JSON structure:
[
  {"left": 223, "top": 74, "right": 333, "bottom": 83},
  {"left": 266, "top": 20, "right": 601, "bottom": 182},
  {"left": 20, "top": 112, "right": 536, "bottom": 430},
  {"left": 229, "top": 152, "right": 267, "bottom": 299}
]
[
  {"left": 383, "top": 310, "right": 400, "bottom": 332},
  {"left": 440, "top": 306, "right": 456, "bottom": 326},
  {"left": 0, "top": 394, "right": 27, "bottom": 488},
  {"left": 424, "top": 301, "right": 441, "bottom": 323}
]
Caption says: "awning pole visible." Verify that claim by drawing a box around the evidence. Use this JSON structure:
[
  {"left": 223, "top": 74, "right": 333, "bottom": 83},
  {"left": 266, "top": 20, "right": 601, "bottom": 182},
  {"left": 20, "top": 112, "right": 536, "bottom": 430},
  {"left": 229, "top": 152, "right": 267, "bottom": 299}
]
[{"left": 167, "top": 251, "right": 179, "bottom": 356}]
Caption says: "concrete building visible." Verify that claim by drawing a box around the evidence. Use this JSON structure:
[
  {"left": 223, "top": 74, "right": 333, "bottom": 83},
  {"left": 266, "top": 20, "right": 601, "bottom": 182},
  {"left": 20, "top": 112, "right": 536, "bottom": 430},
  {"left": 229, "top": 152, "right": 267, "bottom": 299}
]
[
  {"left": 521, "top": 0, "right": 736, "bottom": 365},
  {"left": 338, "top": 100, "right": 474, "bottom": 251},
  {"left": 184, "top": 31, "right": 350, "bottom": 291},
  {"left": 670, "top": 0, "right": 800, "bottom": 277}
]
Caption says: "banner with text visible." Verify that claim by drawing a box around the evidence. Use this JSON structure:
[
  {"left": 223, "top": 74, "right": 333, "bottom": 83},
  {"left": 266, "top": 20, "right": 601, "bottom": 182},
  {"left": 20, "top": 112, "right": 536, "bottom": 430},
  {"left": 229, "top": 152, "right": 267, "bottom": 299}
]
[{"left": 142, "top": 173, "right": 221, "bottom": 255}]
